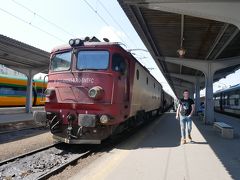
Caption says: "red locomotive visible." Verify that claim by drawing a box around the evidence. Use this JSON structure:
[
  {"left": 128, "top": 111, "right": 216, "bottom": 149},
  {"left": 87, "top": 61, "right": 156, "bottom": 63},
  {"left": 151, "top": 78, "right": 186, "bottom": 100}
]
[{"left": 35, "top": 37, "right": 173, "bottom": 144}]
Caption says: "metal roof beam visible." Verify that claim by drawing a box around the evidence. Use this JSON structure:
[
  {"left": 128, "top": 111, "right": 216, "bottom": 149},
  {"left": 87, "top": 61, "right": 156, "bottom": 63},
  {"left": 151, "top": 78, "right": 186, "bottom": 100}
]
[
  {"left": 123, "top": 4, "right": 177, "bottom": 95},
  {"left": 0, "top": 46, "right": 47, "bottom": 65},
  {"left": 0, "top": 34, "right": 49, "bottom": 58},
  {"left": 205, "top": 23, "right": 229, "bottom": 60},
  {"left": 164, "top": 56, "right": 240, "bottom": 74},
  {"left": 163, "top": 57, "right": 207, "bottom": 73},
  {"left": 169, "top": 73, "right": 204, "bottom": 84},
  {"left": 212, "top": 28, "right": 239, "bottom": 59},
  {"left": 0, "top": 58, "right": 32, "bottom": 68},
  {"left": 173, "top": 81, "right": 193, "bottom": 89},
  {"left": 213, "top": 56, "right": 240, "bottom": 71},
  {"left": 133, "top": 1, "right": 240, "bottom": 28}
]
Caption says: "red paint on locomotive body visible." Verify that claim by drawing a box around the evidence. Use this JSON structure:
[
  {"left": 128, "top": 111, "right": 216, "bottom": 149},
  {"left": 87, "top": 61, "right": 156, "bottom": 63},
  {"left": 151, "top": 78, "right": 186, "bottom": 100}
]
[{"left": 43, "top": 41, "right": 169, "bottom": 144}]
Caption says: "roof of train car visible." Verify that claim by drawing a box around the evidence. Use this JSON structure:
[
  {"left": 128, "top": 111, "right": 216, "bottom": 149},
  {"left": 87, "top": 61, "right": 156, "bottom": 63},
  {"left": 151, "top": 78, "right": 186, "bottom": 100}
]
[{"left": 214, "top": 84, "right": 240, "bottom": 94}]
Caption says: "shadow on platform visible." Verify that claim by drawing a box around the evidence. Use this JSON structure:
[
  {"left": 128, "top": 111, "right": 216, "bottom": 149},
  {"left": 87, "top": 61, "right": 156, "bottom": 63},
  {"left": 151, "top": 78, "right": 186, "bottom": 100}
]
[
  {"left": 116, "top": 112, "right": 240, "bottom": 179},
  {"left": 0, "top": 128, "right": 48, "bottom": 144},
  {"left": 137, "top": 112, "right": 182, "bottom": 148},
  {"left": 192, "top": 115, "right": 240, "bottom": 179}
]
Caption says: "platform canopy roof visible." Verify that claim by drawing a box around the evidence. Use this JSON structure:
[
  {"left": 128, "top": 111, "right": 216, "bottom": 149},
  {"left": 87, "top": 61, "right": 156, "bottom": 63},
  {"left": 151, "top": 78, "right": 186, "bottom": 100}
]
[
  {"left": 118, "top": 0, "right": 240, "bottom": 98},
  {"left": 0, "top": 34, "right": 50, "bottom": 75}
]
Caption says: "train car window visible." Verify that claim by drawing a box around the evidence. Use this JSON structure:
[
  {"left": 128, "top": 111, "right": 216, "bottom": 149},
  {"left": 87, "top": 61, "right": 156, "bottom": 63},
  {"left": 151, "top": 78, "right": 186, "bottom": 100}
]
[
  {"left": 0, "top": 85, "right": 27, "bottom": 96},
  {"left": 222, "top": 98, "right": 225, "bottom": 105},
  {"left": 154, "top": 83, "right": 155, "bottom": 88},
  {"left": 51, "top": 51, "right": 71, "bottom": 71},
  {"left": 215, "top": 96, "right": 220, "bottom": 99},
  {"left": 146, "top": 77, "right": 148, "bottom": 85},
  {"left": 77, "top": 51, "right": 109, "bottom": 70},
  {"left": 0, "top": 86, "right": 15, "bottom": 95},
  {"left": 235, "top": 98, "right": 239, "bottom": 106},
  {"left": 227, "top": 95, "right": 230, "bottom": 105},
  {"left": 112, "top": 54, "right": 126, "bottom": 74},
  {"left": 136, "top": 69, "right": 139, "bottom": 80}
]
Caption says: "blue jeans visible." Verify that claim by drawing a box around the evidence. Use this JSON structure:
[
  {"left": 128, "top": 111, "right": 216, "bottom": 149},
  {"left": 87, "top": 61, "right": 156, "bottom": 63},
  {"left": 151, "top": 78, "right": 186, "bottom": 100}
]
[{"left": 179, "top": 115, "right": 192, "bottom": 139}]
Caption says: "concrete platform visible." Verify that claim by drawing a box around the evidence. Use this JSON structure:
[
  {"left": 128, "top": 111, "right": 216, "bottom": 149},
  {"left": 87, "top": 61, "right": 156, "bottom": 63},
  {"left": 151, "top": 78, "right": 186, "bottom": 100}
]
[
  {"left": 0, "top": 106, "right": 44, "bottom": 115},
  {"left": 0, "top": 107, "right": 44, "bottom": 133},
  {"left": 71, "top": 112, "right": 240, "bottom": 180}
]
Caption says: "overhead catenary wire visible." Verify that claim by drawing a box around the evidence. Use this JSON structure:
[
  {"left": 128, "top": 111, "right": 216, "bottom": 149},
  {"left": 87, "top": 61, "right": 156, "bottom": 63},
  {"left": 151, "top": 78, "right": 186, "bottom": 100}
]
[
  {"left": 11, "top": 0, "right": 77, "bottom": 37},
  {"left": 0, "top": 7, "right": 65, "bottom": 43},
  {"left": 83, "top": 0, "right": 128, "bottom": 46},
  {"left": 98, "top": 0, "right": 139, "bottom": 49},
  {"left": 98, "top": 0, "right": 150, "bottom": 61}
]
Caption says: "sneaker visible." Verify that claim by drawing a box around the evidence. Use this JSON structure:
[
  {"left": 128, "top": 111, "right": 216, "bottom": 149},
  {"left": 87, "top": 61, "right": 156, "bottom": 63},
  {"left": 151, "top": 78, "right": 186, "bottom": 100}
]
[
  {"left": 188, "top": 135, "right": 193, "bottom": 142},
  {"left": 180, "top": 138, "right": 186, "bottom": 145}
]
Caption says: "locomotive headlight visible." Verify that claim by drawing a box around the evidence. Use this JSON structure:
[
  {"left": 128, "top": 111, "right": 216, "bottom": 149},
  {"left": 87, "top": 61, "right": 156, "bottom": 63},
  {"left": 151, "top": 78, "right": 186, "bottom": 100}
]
[
  {"left": 75, "top": 38, "right": 82, "bottom": 45},
  {"left": 69, "top": 39, "right": 75, "bottom": 46},
  {"left": 89, "top": 88, "right": 97, "bottom": 98},
  {"left": 88, "top": 86, "right": 104, "bottom": 99},
  {"left": 100, "top": 115, "right": 109, "bottom": 124}
]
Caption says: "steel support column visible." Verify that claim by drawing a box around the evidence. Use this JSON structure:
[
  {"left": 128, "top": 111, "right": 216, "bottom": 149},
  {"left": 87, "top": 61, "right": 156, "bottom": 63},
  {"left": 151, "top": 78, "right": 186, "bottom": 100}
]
[
  {"left": 26, "top": 70, "right": 33, "bottom": 113},
  {"left": 189, "top": 87, "right": 195, "bottom": 99},
  {"left": 195, "top": 77, "right": 200, "bottom": 115},
  {"left": 164, "top": 56, "right": 240, "bottom": 124},
  {"left": 204, "top": 65, "right": 214, "bottom": 124}
]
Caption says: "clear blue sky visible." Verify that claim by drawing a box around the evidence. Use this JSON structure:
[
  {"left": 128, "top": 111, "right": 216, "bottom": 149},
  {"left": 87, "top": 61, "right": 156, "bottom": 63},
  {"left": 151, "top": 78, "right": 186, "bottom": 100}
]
[{"left": 0, "top": 0, "right": 239, "bottom": 97}]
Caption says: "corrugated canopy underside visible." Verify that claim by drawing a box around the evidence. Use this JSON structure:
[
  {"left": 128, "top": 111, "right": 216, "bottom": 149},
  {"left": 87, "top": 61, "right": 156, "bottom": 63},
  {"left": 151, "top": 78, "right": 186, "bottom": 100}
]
[
  {"left": 118, "top": 0, "right": 240, "bottom": 96},
  {"left": 0, "top": 34, "right": 50, "bottom": 74}
]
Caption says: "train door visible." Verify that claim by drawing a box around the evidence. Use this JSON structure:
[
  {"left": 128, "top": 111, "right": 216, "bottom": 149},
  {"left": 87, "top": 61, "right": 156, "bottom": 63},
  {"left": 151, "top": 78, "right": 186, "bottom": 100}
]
[{"left": 112, "top": 53, "right": 129, "bottom": 110}]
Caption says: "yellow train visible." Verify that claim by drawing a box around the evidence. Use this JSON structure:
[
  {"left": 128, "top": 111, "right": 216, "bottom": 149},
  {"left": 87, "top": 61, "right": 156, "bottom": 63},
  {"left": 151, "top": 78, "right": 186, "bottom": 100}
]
[{"left": 0, "top": 74, "right": 46, "bottom": 106}]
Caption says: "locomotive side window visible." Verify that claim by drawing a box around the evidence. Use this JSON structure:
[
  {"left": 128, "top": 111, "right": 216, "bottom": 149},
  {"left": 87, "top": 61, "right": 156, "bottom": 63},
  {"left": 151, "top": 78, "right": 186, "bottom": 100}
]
[
  {"left": 146, "top": 77, "right": 148, "bottom": 84},
  {"left": 112, "top": 54, "right": 126, "bottom": 74},
  {"left": 51, "top": 51, "right": 71, "bottom": 71},
  {"left": 136, "top": 69, "right": 139, "bottom": 80},
  {"left": 77, "top": 51, "right": 109, "bottom": 70}
]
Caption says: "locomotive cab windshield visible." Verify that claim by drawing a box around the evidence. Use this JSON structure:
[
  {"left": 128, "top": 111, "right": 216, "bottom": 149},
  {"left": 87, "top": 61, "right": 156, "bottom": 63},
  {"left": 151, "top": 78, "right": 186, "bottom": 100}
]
[
  {"left": 77, "top": 50, "right": 109, "bottom": 70},
  {"left": 50, "top": 50, "right": 110, "bottom": 71},
  {"left": 50, "top": 51, "right": 71, "bottom": 71}
]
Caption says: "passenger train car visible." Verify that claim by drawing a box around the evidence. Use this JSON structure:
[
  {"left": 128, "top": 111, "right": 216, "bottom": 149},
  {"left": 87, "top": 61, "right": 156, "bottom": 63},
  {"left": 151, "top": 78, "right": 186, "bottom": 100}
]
[
  {"left": 163, "top": 91, "right": 173, "bottom": 110},
  {"left": 214, "top": 84, "right": 240, "bottom": 117},
  {"left": 0, "top": 74, "right": 46, "bottom": 106},
  {"left": 35, "top": 37, "right": 173, "bottom": 144}
]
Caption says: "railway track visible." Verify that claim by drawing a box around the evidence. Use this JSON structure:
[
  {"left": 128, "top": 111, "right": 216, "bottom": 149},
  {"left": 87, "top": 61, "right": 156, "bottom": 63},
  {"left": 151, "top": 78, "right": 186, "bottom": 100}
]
[
  {"left": 0, "top": 114, "right": 163, "bottom": 180},
  {"left": 0, "top": 143, "right": 93, "bottom": 180}
]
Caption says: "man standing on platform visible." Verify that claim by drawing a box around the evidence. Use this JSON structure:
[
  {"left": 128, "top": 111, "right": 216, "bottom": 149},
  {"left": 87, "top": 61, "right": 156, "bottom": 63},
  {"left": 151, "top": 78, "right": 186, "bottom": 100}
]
[{"left": 176, "top": 90, "right": 195, "bottom": 145}]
